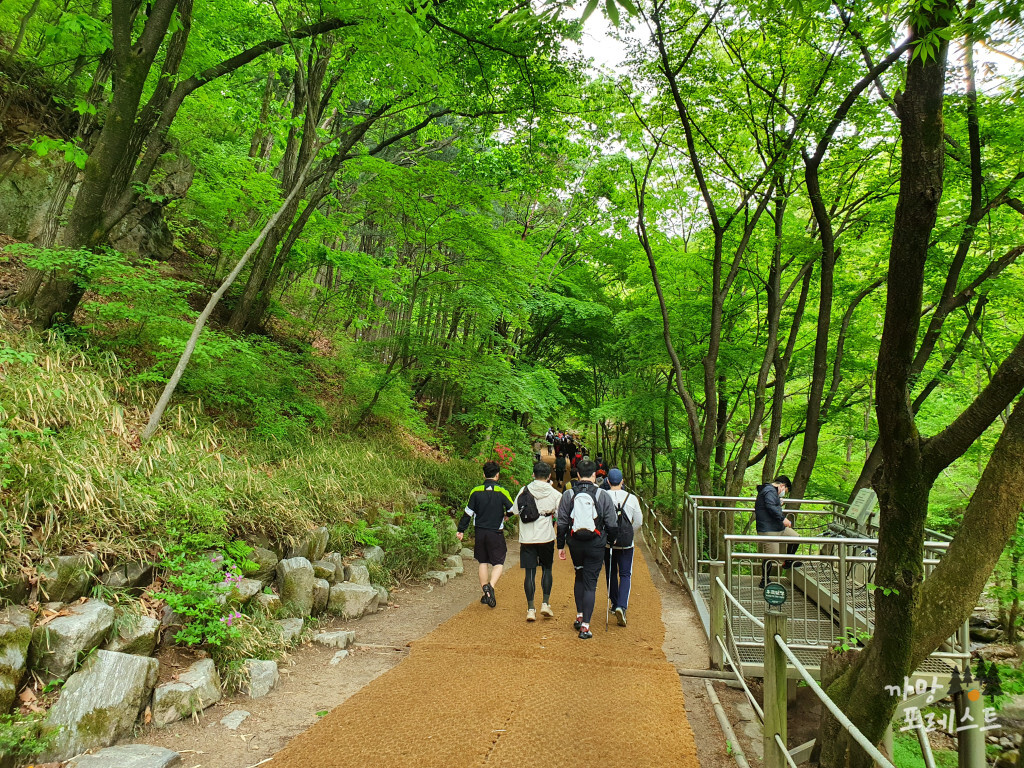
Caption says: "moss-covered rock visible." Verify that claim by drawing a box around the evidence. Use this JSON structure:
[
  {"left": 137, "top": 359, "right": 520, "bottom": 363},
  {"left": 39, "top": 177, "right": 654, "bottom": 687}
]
[
  {"left": 38, "top": 554, "right": 97, "bottom": 603},
  {"left": 0, "top": 606, "right": 34, "bottom": 714},
  {"left": 30, "top": 598, "right": 114, "bottom": 681},
  {"left": 104, "top": 615, "right": 160, "bottom": 656}
]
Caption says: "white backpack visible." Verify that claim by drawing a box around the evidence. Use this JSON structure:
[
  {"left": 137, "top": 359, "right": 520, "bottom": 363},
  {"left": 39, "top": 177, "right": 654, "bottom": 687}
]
[{"left": 570, "top": 486, "right": 602, "bottom": 541}]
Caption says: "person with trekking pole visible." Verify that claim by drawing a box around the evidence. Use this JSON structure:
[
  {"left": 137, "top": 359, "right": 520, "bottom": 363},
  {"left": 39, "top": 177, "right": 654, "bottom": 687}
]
[
  {"left": 603, "top": 468, "right": 643, "bottom": 627},
  {"left": 556, "top": 459, "right": 617, "bottom": 639}
]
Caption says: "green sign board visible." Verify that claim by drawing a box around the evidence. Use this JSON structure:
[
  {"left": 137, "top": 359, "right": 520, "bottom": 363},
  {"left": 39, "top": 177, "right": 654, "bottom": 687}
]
[{"left": 763, "top": 582, "right": 788, "bottom": 606}]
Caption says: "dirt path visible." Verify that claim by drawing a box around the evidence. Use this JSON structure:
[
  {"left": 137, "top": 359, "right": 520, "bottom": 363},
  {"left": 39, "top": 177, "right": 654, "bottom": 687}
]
[
  {"left": 130, "top": 570, "right": 482, "bottom": 768},
  {"left": 265, "top": 544, "right": 700, "bottom": 768}
]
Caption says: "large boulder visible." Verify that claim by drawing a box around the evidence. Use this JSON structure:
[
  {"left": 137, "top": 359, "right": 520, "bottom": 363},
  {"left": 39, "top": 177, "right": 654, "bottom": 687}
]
[
  {"left": 31, "top": 598, "right": 114, "bottom": 680},
  {"left": 361, "top": 546, "right": 385, "bottom": 565},
  {"left": 250, "top": 547, "right": 279, "bottom": 584},
  {"left": 105, "top": 615, "right": 160, "bottom": 657},
  {"left": 327, "top": 583, "right": 379, "bottom": 620},
  {"left": 286, "top": 527, "right": 329, "bottom": 562},
  {"left": 240, "top": 659, "right": 279, "bottom": 699},
  {"left": 423, "top": 570, "right": 449, "bottom": 585},
  {"left": 312, "top": 578, "right": 329, "bottom": 616},
  {"left": 0, "top": 606, "right": 34, "bottom": 713},
  {"left": 344, "top": 564, "right": 371, "bottom": 586},
  {"left": 999, "top": 694, "right": 1024, "bottom": 721},
  {"left": 444, "top": 555, "right": 464, "bottom": 575},
  {"left": 38, "top": 554, "right": 96, "bottom": 603},
  {"left": 66, "top": 744, "right": 181, "bottom": 767},
  {"left": 0, "top": 572, "right": 31, "bottom": 604},
  {"left": 151, "top": 658, "right": 221, "bottom": 726},
  {"left": 312, "top": 630, "right": 355, "bottom": 649},
  {"left": 255, "top": 593, "right": 281, "bottom": 615},
  {"left": 108, "top": 151, "right": 193, "bottom": 261},
  {"left": 100, "top": 563, "right": 155, "bottom": 593},
  {"left": 276, "top": 558, "right": 315, "bottom": 618},
  {"left": 41, "top": 650, "right": 159, "bottom": 761},
  {"left": 373, "top": 585, "right": 389, "bottom": 608}
]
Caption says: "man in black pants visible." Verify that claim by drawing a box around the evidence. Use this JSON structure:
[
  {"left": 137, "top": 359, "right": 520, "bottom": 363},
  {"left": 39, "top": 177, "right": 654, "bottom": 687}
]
[
  {"left": 557, "top": 459, "right": 618, "bottom": 639},
  {"left": 457, "top": 461, "right": 515, "bottom": 607},
  {"left": 510, "top": 461, "right": 561, "bottom": 621}
]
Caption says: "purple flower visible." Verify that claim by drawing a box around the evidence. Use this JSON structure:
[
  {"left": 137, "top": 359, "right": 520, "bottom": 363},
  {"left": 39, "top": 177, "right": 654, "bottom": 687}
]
[
  {"left": 220, "top": 610, "right": 243, "bottom": 627},
  {"left": 210, "top": 555, "right": 224, "bottom": 563}
]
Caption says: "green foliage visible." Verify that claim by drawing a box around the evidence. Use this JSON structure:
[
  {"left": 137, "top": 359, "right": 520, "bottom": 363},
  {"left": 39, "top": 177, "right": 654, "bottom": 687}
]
[
  {"left": 380, "top": 501, "right": 458, "bottom": 581},
  {"left": 0, "top": 712, "right": 57, "bottom": 763},
  {"left": 152, "top": 530, "right": 256, "bottom": 647}
]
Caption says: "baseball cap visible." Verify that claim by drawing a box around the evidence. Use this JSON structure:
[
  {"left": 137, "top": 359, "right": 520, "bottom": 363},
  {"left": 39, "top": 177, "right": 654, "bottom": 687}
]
[{"left": 608, "top": 468, "right": 624, "bottom": 485}]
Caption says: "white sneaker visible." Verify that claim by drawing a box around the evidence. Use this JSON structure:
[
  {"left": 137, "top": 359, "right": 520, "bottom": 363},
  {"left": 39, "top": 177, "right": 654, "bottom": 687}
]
[
  {"left": 526, "top": 608, "right": 537, "bottom": 622},
  {"left": 540, "top": 603, "right": 554, "bottom": 618}
]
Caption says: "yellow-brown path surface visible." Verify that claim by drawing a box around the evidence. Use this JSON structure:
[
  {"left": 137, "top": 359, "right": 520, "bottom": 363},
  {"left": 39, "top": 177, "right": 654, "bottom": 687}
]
[{"left": 267, "top": 540, "right": 699, "bottom": 768}]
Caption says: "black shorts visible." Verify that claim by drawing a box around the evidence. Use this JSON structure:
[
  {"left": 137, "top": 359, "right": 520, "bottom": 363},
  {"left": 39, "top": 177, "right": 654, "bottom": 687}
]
[
  {"left": 520, "top": 541, "right": 555, "bottom": 569},
  {"left": 474, "top": 528, "right": 507, "bottom": 566}
]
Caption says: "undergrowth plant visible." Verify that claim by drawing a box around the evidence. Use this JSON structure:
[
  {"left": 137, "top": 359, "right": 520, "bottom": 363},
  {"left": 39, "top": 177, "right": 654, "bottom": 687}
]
[{"left": 0, "top": 713, "right": 56, "bottom": 764}]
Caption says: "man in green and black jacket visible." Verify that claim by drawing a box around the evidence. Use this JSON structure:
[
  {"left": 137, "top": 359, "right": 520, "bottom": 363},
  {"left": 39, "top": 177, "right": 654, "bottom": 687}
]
[{"left": 457, "top": 461, "right": 514, "bottom": 608}]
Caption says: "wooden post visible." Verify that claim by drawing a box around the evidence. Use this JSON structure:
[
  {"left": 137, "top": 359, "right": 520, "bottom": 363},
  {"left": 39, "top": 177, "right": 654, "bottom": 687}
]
[
  {"left": 709, "top": 561, "right": 725, "bottom": 670},
  {"left": 764, "top": 610, "right": 788, "bottom": 768}
]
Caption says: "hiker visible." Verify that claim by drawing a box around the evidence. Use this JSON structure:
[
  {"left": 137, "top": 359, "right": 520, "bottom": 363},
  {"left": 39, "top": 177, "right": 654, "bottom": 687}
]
[
  {"left": 533, "top": 439, "right": 543, "bottom": 463},
  {"left": 604, "top": 468, "right": 642, "bottom": 627},
  {"left": 595, "top": 454, "right": 609, "bottom": 476},
  {"left": 565, "top": 465, "right": 579, "bottom": 491},
  {"left": 754, "top": 474, "right": 799, "bottom": 588},
  {"left": 511, "top": 461, "right": 560, "bottom": 621},
  {"left": 557, "top": 459, "right": 618, "bottom": 639},
  {"left": 554, "top": 451, "right": 567, "bottom": 488},
  {"left": 456, "top": 461, "right": 515, "bottom": 607}
]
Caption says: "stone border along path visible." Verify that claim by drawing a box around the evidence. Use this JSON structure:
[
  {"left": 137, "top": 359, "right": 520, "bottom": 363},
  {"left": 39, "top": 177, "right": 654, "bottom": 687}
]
[{"left": 265, "top": 544, "right": 700, "bottom": 768}]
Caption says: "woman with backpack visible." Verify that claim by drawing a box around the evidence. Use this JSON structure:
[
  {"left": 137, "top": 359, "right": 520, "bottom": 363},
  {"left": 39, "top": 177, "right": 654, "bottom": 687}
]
[
  {"left": 604, "top": 468, "right": 643, "bottom": 627},
  {"left": 510, "top": 461, "right": 561, "bottom": 621},
  {"left": 556, "top": 459, "right": 618, "bottom": 639}
]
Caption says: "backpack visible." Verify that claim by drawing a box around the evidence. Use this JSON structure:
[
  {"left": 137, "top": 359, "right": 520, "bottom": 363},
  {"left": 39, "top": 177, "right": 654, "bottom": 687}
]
[
  {"left": 613, "top": 493, "right": 635, "bottom": 548},
  {"left": 570, "top": 485, "right": 603, "bottom": 542},
  {"left": 517, "top": 487, "right": 541, "bottom": 524}
]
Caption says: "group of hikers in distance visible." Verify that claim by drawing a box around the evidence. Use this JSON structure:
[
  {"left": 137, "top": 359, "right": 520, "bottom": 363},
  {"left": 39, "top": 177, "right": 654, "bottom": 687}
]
[
  {"left": 540, "top": 427, "right": 612, "bottom": 491},
  {"left": 456, "top": 452, "right": 642, "bottom": 639}
]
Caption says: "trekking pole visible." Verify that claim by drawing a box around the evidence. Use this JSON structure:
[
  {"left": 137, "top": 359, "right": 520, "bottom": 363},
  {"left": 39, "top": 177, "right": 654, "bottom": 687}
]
[{"left": 605, "top": 547, "right": 612, "bottom": 632}]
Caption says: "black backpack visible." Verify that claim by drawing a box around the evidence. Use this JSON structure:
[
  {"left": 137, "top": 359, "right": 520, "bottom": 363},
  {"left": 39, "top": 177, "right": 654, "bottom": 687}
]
[
  {"left": 613, "top": 493, "right": 635, "bottom": 548},
  {"left": 517, "top": 487, "right": 541, "bottom": 523}
]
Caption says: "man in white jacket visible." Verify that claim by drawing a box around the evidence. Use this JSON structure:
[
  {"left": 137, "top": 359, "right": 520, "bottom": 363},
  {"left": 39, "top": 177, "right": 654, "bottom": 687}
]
[
  {"left": 604, "top": 468, "right": 643, "bottom": 627},
  {"left": 511, "top": 461, "right": 562, "bottom": 621}
]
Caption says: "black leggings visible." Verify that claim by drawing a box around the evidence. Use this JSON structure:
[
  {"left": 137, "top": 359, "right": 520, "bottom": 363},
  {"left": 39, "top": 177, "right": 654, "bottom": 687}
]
[{"left": 524, "top": 566, "right": 553, "bottom": 609}]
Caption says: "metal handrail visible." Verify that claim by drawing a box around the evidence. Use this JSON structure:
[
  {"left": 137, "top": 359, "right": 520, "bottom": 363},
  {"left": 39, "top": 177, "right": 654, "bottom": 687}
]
[
  {"left": 717, "top": 576, "right": 765, "bottom": 629},
  {"left": 716, "top": 634, "right": 765, "bottom": 720},
  {"left": 776, "top": 734, "right": 800, "bottom": 768},
  {"left": 774, "top": 634, "right": 896, "bottom": 768}
]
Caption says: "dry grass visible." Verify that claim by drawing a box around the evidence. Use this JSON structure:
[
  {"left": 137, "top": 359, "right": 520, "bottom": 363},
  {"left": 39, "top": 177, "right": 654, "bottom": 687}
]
[{"left": 0, "top": 323, "right": 477, "bottom": 586}]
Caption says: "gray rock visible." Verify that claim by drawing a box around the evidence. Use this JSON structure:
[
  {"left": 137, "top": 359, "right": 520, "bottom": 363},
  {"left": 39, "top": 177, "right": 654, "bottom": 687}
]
[
  {"left": 460, "top": 548, "right": 474, "bottom": 559},
  {"left": 227, "top": 578, "right": 262, "bottom": 604},
  {"left": 0, "top": 605, "right": 33, "bottom": 713},
  {"left": 104, "top": 615, "right": 160, "bottom": 656},
  {"left": 240, "top": 659, "right": 279, "bottom": 699},
  {"left": 255, "top": 592, "right": 281, "bottom": 615},
  {"left": 972, "top": 627, "right": 1003, "bottom": 643},
  {"left": 329, "top": 650, "right": 349, "bottom": 665},
  {"left": 286, "top": 527, "right": 329, "bottom": 562},
  {"left": 66, "top": 744, "right": 181, "bottom": 767},
  {"left": 312, "top": 560, "right": 337, "bottom": 582},
  {"left": 362, "top": 546, "right": 385, "bottom": 565},
  {"left": 41, "top": 650, "right": 159, "bottom": 761},
  {"left": 0, "top": 572, "right": 31, "bottom": 604},
  {"left": 312, "top": 578, "right": 330, "bottom": 616},
  {"left": 312, "top": 630, "right": 355, "bottom": 649},
  {"left": 323, "top": 552, "right": 345, "bottom": 582},
  {"left": 31, "top": 598, "right": 115, "bottom": 680},
  {"left": 327, "top": 583, "right": 379, "bottom": 619},
  {"left": 250, "top": 547, "right": 279, "bottom": 584},
  {"left": 151, "top": 658, "right": 221, "bottom": 726},
  {"left": 423, "top": 570, "right": 449, "bottom": 585},
  {"left": 445, "top": 555, "right": 464, "bottom": 575},
  {"left": 276, "top": 557, "right": 315, "bottom": 618},
  {"left": 100, "top": 565, "right": 131, "bottom": 590},
  {"left": 344, "top": 564, "right": 371, "bottom": 586},
  {"left": 220, "top": 709, "right": 250, "bottom": 730},
  {"left": 275, "top": 618, "right": 304, "bottom": 645},
  {"left": 1003, "top": 738, "right": 1017, "bottom": 750},
  {"left": 38, "top": 554, "right": 96, "bottom": 603},
  {"left": 125, "top": 562, "right": 155, "bottom": 590},
  {"left": 373, "top": 584, "right": 389, "bottom": 607},
  {"left": 999, "top": 694, "right": 1024, "bottom": 720}
]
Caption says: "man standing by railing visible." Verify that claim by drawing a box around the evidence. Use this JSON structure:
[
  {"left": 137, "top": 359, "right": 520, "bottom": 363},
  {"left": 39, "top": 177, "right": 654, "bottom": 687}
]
[{"left": 754, "top": 475, "right": 799, "bottom": 588}]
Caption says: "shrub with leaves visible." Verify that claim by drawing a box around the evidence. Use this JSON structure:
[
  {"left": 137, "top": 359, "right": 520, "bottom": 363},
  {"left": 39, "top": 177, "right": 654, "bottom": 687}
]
[{"left": 0, "top": 713, "right": 56, "bottom": 764}]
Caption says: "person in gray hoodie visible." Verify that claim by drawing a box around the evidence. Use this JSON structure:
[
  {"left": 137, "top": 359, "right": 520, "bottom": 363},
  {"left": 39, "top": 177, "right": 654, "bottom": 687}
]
[
  {"left": 510, "top": 461, "right": 562, "bottom": 621},
  {"left": 557, "top": 459, "right": 618, "bottom": 639}
]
